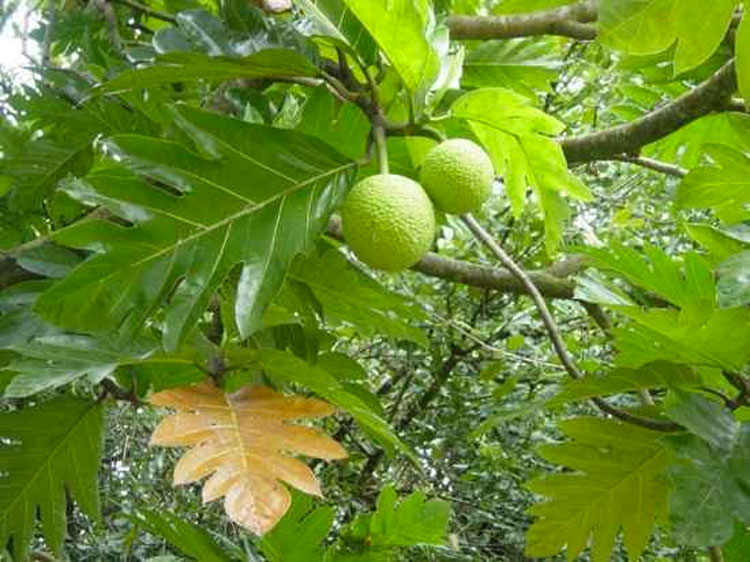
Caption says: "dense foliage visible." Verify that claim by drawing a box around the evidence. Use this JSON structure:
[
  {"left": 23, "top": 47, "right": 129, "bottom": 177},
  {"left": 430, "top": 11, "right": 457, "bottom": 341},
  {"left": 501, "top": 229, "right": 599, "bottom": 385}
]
[{"left": 0, "top": 0, "right": 749, "bottom": 561}]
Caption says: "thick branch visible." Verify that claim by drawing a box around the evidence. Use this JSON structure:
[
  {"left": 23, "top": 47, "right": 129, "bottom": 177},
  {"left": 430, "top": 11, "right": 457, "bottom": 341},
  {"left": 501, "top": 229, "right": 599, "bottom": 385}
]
[
  {"left": 326, "top": 216, "right": 583, "bottom": 299},
  {"left": 563, "top": 61, "right": 737, "bottom": 163},
  {"left": 447, "top": 1, "right": 597, "bottom": 40}
]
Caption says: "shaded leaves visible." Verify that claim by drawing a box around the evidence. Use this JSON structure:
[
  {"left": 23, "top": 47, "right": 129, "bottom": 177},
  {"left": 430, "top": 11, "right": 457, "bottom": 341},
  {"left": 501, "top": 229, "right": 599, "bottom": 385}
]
[{"left": 0, "top": 398, "right": 104, "bottom": 560}]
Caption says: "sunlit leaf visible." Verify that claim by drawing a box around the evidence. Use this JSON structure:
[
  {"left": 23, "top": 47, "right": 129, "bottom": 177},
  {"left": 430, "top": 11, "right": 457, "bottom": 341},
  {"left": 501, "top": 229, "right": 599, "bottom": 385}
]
[
  {"left": 36, "top": 105, "right": 355, "bottom": 350},
  {"left": 453, "top": 88, "right": 591, "bottom": 253}
]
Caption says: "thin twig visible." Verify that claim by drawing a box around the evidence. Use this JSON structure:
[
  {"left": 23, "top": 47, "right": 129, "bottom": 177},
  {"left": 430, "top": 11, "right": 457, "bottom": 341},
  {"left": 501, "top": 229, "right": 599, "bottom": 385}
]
[
  {"left": 609, "top": 154, "right": 688, "bottom": 178},
  {"left": 40, "top": 0, "right": 56, "bottom": 66},
  {"left": 461, "top": 214, "right": 682, "bottom": 433},
  {"left": 708, "top": 546, "right": 724, "bottom": 562},
  {"left": 111, "top": 0, "right": 177, "bottom": 23},
  {"left": 93, "top": 0, "right": 123, "bottom": 51}
]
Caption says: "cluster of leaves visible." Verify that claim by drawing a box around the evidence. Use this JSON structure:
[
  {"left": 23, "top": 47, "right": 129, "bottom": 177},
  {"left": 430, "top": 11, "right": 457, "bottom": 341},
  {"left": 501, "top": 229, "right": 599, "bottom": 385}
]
[{"left": 0, "top": 0, "right": 749, "bottom": 561}]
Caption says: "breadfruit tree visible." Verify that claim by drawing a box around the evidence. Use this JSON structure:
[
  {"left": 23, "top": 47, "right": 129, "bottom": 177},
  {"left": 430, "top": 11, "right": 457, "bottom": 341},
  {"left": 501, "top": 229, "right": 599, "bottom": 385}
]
[{"left": 0, "top": 0, "right": 749, "bottom": 560}]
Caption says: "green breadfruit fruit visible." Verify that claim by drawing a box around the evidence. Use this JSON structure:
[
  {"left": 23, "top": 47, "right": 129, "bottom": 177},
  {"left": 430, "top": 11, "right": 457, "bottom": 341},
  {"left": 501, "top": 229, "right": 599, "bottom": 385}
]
[
  {"left": 419, "top": 138, "right": 495, "bottom": 215},
  {"left": 341, "top": 174, "right": 436, "bottom": 272}
]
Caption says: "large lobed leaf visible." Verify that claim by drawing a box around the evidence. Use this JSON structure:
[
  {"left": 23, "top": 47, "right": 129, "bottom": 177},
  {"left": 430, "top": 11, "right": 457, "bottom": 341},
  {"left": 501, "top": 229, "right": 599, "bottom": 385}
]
[
  {"left": 36, "top": 105, "right": 356, "bottom": 350},
  {"left": 295, "top": 0, "right": 378, "bottom": 64},
  {"left": 131, "top": 508, "right": 238, "bottom": 562},
  {"left": 526, "top": 417, "right": 673, "bottom": 562},
  {"left": 289, "top": 247, "right": 428, "bottom": 345},
  {"left": 614, "top": 306, "right": 750, "bottom": 371},
  {"left": 582, "top": 243, "right": 716, "bottom": 308},
  {"left": 599, "top": 0, "right": 738, "bottom": 74},
  {"left": 100, "top": 50, "right": 318, "bottom": 93},
  {"left": 677, "top": 145, "right": 750, "bottom": 218},
  {"left": 0, "top": 397, "right": 105, "bottom": 561},
  {"left": 338, "top": 0, "right": 441, "bottom": 110},
  {"left": 462, "top": 38, "right": 560, "bottom": 97},
  {"left": 452, "top": 88, "right": 591, "bottom": 253},
  {"left": 341, "top": 485, "right": 451, "bottom": 551},
  {"left": 149, "top": 381, "right": 347, "bottom": 535},
  {"left": 667, "top": 427, "right": 750, "bottom": 548},
  {"left": 259, "top": 492, "right": 333, "bottom": 562}
]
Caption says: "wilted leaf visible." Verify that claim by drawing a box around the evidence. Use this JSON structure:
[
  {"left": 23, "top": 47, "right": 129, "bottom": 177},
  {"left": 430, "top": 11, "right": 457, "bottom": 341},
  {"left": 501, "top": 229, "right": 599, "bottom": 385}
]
[{"left": 150, "top": 381, "right": 347, "bottom": 535}]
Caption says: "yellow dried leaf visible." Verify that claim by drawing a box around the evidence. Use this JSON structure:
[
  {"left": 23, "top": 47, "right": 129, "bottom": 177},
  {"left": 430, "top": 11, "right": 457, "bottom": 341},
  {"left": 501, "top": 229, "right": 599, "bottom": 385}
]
[{"left": 149, "top": 381, "right": 347, "bottom": 535}]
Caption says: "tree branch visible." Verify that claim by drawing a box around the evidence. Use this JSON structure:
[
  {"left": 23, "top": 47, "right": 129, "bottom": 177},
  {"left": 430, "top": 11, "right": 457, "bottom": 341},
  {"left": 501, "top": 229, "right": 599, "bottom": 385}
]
[
  {"left": 609, "top": 155, "right": 688, "bottom": 177},
  {"left": 326, "top": 216, "right": 584, "bottom": 300},
  {"left": 461, "top": 214, "right": 682, "bottom": 433},
  {"left": 447, "top": 1, "right": 597, "bottom": 40},
  {"left": 110, "top": 0, "right": 176, "bottom": 23},
  {"left": 562, "top": 60, "right": 737, "bottom": 163},
  {"left": 93, "top": 0, "right": 123, "bottom": 51}
]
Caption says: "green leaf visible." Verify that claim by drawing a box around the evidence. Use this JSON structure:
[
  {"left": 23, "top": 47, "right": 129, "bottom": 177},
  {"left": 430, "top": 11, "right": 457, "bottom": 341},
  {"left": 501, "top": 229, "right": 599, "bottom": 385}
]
[
  {"left": 289, "top": 247, "right": 428, "bottom": 345},
  {"left": 131, "top": 508, "right": 236, "bottom": 562},
  {"left": 0, "top": 397, "right": 105, "bottom": 560},
  {"left": 341, "top": 485, "right": 451, "bottom": 551},
  {"left": 526, "top": 417, "right": 673, "bottom": 562},
  {"left": 100, "top": 50, "right": 318, "bottom": 93},
  {"left": 4, "top": 138, "right": 93, "bottom": 212},
  {"left": 453, "top": 88, "right": 590, "bottom": 253},
  {"left": 36, "top": 105, "right": 355, "bottom": 350},
  {"left": 251, "top": 348, "right": 409, "bottom": 458},
  {"left": 297, "top": 86, "right": 370, "bottom": 160},
  {"left": 667, "top": 427, "right": 750, "bottom": 548},
  {"left": 338, "top": 0, "right": 440, "bottom": 110},
  {"left": 599, "top": 0, "right": 737, "bottom": 74},
  {"left": 295, "top": 0, "right": 378, "bottom": 64},
  {"left": 677, "top": 146, "right": 750, "bottom": 214},
  {"left": 550, "top": 361, "right": 701, "bottom": 405},
  {"left": 462, "top": 39, "right": 560, "bottom": 97},
  {"left": 685, "top": 223, "right": 746, "bottom": 262},
  {"left": 15, "top": 243, "right": 82, "bottom": 279},
  {"left": 646, "top": 112, "right": 750, "bottom": 168},
  {"left": 738, "top": 15, "right": 750, "bottom": 103},
  {"left": 717, "top": 251, "right": 750, "bottom": 308},
  {"left": 260, "top": 492, "right": 333, "bottom": 562},
  {"left": 614, "top": 307, "right": 750, "bottom": 371},
  {"left": 724, "top": 522, "right": 750, "bottom": 562},
  {"left": 664, "top": 390, "right": 739, "bottom": 451},
  {"left": 582, "top": 243, "right": 715, "bottom": 308}
]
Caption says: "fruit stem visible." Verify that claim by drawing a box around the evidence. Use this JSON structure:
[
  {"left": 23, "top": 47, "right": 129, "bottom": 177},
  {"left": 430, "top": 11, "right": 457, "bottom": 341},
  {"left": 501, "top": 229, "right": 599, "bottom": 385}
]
[{"left": 373, "top": 125, "right": 389, "bottom": 175}]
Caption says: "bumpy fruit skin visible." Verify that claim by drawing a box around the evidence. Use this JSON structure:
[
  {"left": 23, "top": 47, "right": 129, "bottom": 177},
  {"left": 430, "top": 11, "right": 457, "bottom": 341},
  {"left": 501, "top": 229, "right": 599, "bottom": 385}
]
[
  {"left": 341, "top": 174, "right": 436, "bottom": 272},
  {"left": 419, "top": 139, "right": 495, "bottom": 215}
]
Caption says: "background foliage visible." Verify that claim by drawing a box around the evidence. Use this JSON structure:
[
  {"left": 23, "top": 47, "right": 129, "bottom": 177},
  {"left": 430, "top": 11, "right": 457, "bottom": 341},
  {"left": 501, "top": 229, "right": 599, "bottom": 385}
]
[{"left": 0, "top": 0, "right": 749, "bottom": 560}]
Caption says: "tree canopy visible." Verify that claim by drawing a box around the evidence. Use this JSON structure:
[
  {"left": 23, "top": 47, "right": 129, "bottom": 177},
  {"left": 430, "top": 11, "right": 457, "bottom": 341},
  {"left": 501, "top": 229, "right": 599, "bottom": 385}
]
[{"left": 0, "top": 0, "right": 749, "bottom": 561}]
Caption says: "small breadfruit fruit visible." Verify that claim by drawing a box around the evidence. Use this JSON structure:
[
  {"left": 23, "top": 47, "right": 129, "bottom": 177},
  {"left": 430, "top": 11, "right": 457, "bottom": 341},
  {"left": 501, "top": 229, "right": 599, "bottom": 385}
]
[
  {"left": 419, "top": 138, "right": 495, "bottom": 214},
  {"left": 341, "top": 174, "right": 436, "bottom": 272}
]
